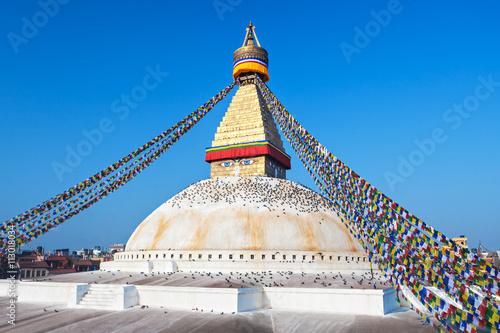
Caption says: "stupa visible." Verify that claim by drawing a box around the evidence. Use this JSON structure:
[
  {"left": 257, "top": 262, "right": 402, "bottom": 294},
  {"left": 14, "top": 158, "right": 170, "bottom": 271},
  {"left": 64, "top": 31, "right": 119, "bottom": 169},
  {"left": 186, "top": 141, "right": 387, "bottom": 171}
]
[
  {"left": 6, "top": 24, "right": 409, "bottom": 323},
  {"left": 101, "top": 22, "right": 369, "bottom": 274}
]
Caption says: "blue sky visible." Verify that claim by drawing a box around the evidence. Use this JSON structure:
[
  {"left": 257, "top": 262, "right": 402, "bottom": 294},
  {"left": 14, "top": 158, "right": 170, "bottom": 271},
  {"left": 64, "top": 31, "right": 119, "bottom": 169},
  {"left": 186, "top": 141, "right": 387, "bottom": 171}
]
[{"left": 1, "top": 1, "right": 499, "bottom": 253}]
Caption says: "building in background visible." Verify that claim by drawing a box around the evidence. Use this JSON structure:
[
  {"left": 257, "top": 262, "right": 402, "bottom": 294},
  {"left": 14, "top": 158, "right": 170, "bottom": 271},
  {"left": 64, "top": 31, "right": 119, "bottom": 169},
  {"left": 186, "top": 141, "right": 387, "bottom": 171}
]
[
  {"left": 109, "top": 244, "right": 125, "bottom": 254},
  {"left": 452, "top": 235, "right": 468, "bottom": 249},
  {"left": 19, "top": 261, "right": 49, "bottom": 279}
]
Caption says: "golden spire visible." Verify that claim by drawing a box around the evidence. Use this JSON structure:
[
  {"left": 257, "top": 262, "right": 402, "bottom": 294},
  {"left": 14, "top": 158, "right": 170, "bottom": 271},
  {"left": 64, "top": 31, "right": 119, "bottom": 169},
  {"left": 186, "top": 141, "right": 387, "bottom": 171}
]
[
  {"left": 233, "top": 22, "right": 269, "bottom": 82},
  {"left": 242, "top": 21, "right": 261, "bottom": 47}
]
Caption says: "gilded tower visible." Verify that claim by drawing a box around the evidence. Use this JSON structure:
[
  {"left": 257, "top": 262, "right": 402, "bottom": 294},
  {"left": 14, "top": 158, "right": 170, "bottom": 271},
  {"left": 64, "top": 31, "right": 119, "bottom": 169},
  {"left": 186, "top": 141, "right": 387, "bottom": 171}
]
[{"left": 205, "top": 22, "right": 291, "bottom": 178}]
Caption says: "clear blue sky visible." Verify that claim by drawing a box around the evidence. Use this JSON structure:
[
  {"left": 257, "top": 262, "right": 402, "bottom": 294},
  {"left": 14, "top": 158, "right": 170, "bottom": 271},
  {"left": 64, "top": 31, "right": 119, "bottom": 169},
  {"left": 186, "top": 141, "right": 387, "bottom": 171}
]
[{"left": 1, "top": 1, "right": 499, "bottom": 253}]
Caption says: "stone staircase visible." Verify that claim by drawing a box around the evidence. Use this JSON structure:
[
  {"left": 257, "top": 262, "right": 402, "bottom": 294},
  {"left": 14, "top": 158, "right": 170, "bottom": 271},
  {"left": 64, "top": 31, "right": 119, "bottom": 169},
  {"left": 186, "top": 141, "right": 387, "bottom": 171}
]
[
  {"left": 68, "top": 283, "right": 138, "bottom": 310},
  {"left": 77, "top": 284, "right": 121, "bottom": 310}
]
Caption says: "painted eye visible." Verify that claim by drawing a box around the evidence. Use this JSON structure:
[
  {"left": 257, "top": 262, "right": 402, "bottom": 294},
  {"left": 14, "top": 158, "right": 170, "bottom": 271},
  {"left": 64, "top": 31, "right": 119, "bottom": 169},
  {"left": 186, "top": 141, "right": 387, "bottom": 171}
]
[
  {"left": 240, "top": 160, "right": 256, "bottom": 166},
  {"left": 218, "top": 162, "right": 234, "bottom": 167}
]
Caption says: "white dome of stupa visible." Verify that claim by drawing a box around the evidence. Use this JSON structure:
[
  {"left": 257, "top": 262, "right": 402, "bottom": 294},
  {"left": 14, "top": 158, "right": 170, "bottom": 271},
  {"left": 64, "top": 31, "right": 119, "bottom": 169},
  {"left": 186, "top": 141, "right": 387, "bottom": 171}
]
[{"left": 126, "top": 176, "right": 364, "bottom": 254}]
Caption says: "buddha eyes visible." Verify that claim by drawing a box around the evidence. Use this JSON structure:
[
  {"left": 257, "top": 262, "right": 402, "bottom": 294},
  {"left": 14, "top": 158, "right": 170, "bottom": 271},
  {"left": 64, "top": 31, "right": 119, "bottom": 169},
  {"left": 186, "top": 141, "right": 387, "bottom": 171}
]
[
  {"left": 240, "top": 160, "right": 256, "bottom": 165},
  {"left": 218, "top": 160, "right": 256, "bottom": 167}
]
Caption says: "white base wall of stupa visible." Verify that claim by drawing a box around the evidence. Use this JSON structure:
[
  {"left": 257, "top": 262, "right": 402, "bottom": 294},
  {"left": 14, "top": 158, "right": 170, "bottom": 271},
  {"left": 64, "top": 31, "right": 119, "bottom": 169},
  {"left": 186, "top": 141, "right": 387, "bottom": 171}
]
[
  {"left": 263, "top": 287, "right": 400, "bottom": 315},
  {"left": 135, "top": 285, "right": 263, "bottom": 312},
  {"left": 102, "top": 249, "right": 371, "bottom": 274},
  {"left": 101, "top": 259, "right": 178, "bottom": 274},
  {"left": 1, "top": 279, "right": 399, "bottom": 315}
]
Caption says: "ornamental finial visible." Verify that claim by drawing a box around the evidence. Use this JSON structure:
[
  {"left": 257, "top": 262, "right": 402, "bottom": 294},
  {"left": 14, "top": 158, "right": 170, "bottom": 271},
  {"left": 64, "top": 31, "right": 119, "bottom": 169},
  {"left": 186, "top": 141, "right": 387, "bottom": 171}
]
[{"left": 233, "top": 22, "right": 269, "bottom": 83}]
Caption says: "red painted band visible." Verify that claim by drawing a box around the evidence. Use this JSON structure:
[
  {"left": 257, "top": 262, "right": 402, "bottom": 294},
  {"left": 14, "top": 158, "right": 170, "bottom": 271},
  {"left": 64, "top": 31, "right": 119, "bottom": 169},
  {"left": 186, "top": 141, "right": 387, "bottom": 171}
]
[{"left": 205, "top": 145, "right": 291, "bottom": 169}]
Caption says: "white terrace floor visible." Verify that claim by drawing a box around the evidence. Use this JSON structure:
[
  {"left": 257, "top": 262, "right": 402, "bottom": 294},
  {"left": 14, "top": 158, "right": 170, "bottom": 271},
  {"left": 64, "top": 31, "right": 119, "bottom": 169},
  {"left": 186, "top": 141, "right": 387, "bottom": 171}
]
[
  {"left": 24, "top": 269, "right": 392, "bottom": 289},
  {"left": 2, "top": 270, "right": 444, "bottom": 332},
  {"left": 0, "top": 297, "right": 436, "bottom": 333}
]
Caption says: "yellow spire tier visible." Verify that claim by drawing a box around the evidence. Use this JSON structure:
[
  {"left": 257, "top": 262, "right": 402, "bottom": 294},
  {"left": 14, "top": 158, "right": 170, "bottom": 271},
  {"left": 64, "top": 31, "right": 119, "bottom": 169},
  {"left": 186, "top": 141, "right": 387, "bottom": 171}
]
[{"left": 205, "top": 83, "right": 290, "bottom": 178}]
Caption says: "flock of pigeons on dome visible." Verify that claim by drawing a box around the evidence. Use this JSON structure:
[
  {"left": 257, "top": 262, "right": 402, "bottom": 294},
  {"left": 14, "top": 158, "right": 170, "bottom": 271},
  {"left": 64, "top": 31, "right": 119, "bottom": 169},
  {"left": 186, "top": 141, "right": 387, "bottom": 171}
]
[{"left": 166, "top": 177, "right": 334, "bottom": 217}]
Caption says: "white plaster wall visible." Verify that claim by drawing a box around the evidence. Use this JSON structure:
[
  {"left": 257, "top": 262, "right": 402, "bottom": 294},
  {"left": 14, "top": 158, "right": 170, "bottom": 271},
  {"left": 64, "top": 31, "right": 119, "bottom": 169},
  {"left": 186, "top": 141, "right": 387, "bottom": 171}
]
[
  {"left": 121, "top": 285, "right": 139, "bottom": 309},
  {"left": 100, "top": 260, "right": 153, "bottom": 273},
  {"left": 110, "top": 249, "right": 371, "bottom": 274},
  {"left": 135, "top": 286, "right": 247, "bottom": 312},
  {"left": 67, "top": 284, "right": 90, "bottom": 308},
  {"left": 263, "top": 287, "right": 398, "bottom": 316},
  {"left": 237, "top": 289, "right": 263, "bottom": 312},
  {"left": 382, "top": 288, "right": 400, "bottom": 314},
  {"left": 10, "top": 280, "right": 399, "bottom": 316},
  {"left": 18, "top": 282, "right": 86, "bottom": 304},
  {"left": 0, "top": 280, "right": 19, "bottom": 297},
  {"left": 150, "top": 261, "right": 177, "bottom": 274}
]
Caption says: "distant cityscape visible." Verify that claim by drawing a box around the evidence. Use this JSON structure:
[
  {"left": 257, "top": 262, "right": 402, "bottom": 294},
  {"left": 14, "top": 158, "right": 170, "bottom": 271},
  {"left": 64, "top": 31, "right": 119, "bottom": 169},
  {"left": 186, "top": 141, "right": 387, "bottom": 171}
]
[
  {"left": 449, "top": 236, "right": 500, "bottom": 266},
  {"left": 1, "top": 244, "right": 125, "bottom": 279}
]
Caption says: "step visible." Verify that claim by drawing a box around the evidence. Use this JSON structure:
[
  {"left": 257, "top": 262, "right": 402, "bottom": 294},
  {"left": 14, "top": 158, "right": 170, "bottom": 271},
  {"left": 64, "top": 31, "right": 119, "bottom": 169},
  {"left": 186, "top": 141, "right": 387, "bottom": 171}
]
[
  {"left": 76, "top": 303, "right": 117, "bottom": 310},
  {"left": 80, "top": 295, "right": 115, "bottom": 301},
  {"left": 87, "top": 284, "right": 123, "bottom": 289},
  {"left": 78, "top": 299, "right": 115, "bottom": 305},
  {"left": 87, "top": 290, "right": 117, "bottom": 295},
  {"left": 82, "top": 296, "right": 116, "bottom": 302},
  {"left": 80, "top": 293, "right": 116, "bottom": 300},
  {"left": 84, "top": 294, "right": 116, "bottom": 299},
  {"left": 77, "top": 286, "right": 120, "bottom": 308},
  {"left": 73, "top": 284, "right": 138, "bottom": 310}
]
